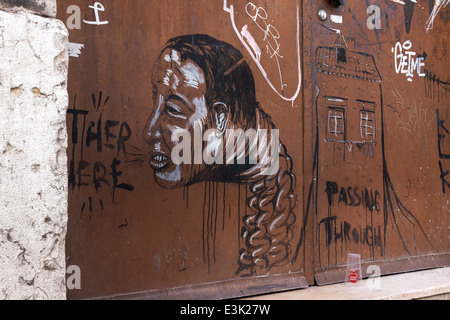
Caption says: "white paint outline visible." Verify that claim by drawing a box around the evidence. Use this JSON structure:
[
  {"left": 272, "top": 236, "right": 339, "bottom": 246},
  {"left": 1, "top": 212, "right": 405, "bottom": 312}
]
[
  {"left": 426, "top": 0, "right": 450, "bottom": 32},
  {"left": 223, "top": 0, "right": 302, "bottom": 106}
]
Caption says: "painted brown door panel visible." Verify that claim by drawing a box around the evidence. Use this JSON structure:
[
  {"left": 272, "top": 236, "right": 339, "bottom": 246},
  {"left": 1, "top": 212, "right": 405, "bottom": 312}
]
[
  {"left": 303, "top": 0, "right": 449, "bottom": 284},
  {"left": 58, "top": 0, "right": 307, "bottom": 299}
]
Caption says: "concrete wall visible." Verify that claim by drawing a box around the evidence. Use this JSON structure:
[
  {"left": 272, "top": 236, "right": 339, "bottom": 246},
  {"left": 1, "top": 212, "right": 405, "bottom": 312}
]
[{"left": 0, "top": 0, "right": 68, "bottom": 300}]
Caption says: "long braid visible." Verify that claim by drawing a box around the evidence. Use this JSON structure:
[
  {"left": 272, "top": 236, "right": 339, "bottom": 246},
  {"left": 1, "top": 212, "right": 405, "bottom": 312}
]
[
  {"left": 237, "top": 111, "right": 297, "bottom": 276},
  {"left": 155, "top": 35, "right": 298, "bottom": 276}
]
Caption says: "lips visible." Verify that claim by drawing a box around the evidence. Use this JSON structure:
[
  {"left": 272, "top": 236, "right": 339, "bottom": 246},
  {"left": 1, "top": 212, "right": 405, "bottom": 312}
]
[
  {"left": 153, "top": 154, "right": 169, "bottom": 162},
  {"left": 149, "top": 153, "right": 170, "bottom": 170}
]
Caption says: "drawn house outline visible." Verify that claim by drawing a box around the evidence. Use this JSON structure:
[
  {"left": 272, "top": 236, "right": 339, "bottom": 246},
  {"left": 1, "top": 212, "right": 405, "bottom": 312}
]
[{"left": 306, "top": 43, "right": 433, "bottom": 269}]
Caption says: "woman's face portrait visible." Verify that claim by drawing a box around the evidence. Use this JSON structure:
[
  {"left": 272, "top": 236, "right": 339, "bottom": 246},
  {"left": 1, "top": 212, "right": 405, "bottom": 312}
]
[{"left": 143, "top": 48, "right": 213, "bottom": 189}]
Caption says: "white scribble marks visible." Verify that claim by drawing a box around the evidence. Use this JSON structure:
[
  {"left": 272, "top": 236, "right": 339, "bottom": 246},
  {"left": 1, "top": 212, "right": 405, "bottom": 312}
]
[
  {"left": 223, "top": 0, "right": 302, "bottom": 106},
  {"left": 241, "top": 25, "right": 262, "bottom": 63},
  {"left": 164, "top": 50, "right": 181, "bottom": 65},
  {"left": 83, "top": 2, "right": 109, "bottom": 25},
  {"left": 180, "top": 62, "right": 205, "bottom": 90},
  {"left": 426, "top": 0, "right": 450, "bottom": 32}
]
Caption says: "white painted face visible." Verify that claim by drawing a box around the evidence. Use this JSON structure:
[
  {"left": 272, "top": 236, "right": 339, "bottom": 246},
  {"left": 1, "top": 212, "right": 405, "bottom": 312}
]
[{"left": 143, "top": 49, "right": 212, "bottom": 189}]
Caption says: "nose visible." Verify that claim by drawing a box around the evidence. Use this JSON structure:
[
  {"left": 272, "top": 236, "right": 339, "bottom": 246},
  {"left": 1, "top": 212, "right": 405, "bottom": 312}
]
[{"left": 143, "top": 108, "right": 163, "bottom": 145}]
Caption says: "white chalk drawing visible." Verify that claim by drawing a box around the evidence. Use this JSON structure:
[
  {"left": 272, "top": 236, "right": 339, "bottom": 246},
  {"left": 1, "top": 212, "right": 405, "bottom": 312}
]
[
  {"left": 240, "top": 25, "right": 262, "bottom": 63},
  {"left": 426, "top": 0, "right": 450, "bottom": 32},
  {"left": 83, "top": 2, "right": 109, "bottom": 26},
  {"left": 388, "top": 0, "right": 449, "bottom": 32},
  {"left": 223, "top": 0, "right": 302, "bottom": 106}
]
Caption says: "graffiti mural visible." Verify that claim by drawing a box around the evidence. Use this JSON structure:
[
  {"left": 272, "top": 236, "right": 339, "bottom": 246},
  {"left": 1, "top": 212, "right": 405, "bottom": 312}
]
[
  {"left": 59, "top": 0, "right": 305, "bottom": 300},
  {"left": 58, "top": 0, "right": 449, "bottom": 299},
  {"left": 304, "top": 0, "right": 449, "bottom": 284},
  {"left": 143, "top": 34, "right": 298, "bottom": 276},
  {"left": 311, "top": 40, "right": 433, "bottom": 267}
]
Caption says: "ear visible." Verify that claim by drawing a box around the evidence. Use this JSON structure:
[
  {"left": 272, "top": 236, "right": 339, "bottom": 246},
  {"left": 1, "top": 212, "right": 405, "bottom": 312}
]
[{"left": 213, "top": 102, "right": 229, "bottom": 135}]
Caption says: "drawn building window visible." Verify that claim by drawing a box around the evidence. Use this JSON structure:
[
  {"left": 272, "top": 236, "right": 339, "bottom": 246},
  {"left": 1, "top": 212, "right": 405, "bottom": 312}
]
[
  {"left": 357, "top": 100, "right": 376, "bottom": 141},
  {"left": 329, "top": 108, "right": 345, "bottom": 138},
  {"left": 360, "top": 111, "right": 375, "bottom": 140},
  {"left": 325, "top": 97, "right": 347, "bottom": 142}
]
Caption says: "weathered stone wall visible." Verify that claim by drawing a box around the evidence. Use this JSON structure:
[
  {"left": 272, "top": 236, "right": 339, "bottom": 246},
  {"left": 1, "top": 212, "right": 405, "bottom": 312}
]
[{"left": 0, "top": 0, "right": 68, "bottom": 300}]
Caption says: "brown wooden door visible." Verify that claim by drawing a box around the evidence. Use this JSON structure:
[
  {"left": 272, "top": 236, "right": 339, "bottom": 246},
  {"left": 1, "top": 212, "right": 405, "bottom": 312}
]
[
  {"left": 58, "top": 0, "right": 307, "bottom": 299},
  {"left": 302, "top": 0, "right": 449, "bottom": 284},
  {"left": 58, "top": 0, "right": 449, "bottom": 299}
]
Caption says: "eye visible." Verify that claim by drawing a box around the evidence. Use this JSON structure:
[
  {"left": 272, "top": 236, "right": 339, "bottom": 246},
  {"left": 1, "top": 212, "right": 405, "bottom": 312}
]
[{"left": 165, "top": 101, "right": 186, "bottom": 119}]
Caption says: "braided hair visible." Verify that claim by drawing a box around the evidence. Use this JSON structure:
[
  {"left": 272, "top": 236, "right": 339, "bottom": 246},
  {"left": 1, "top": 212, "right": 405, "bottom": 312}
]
[{"left": 159, "top": 34, "right": 297, "bottom": 275}]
